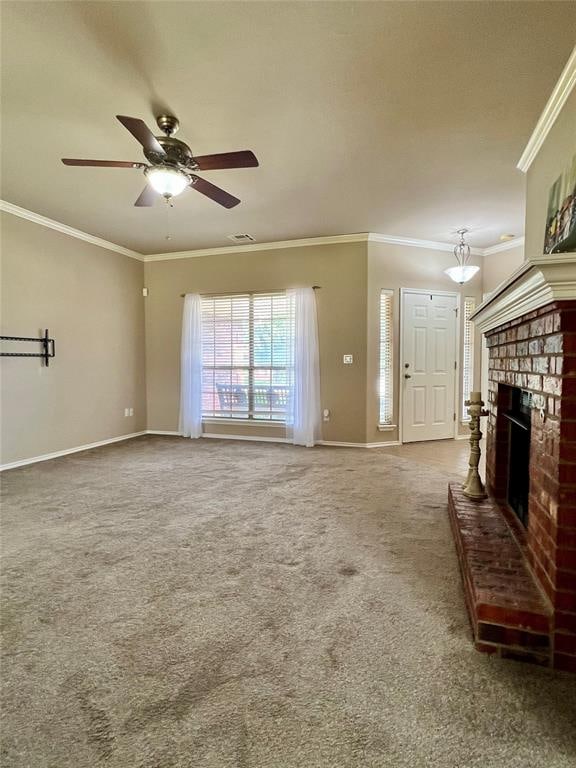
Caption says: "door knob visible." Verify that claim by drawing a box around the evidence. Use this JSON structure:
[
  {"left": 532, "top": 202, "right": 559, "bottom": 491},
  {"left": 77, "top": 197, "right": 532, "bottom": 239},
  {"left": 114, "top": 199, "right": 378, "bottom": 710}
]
[{"left": 404, "top": 373, "right": 412, "bottom": 379}]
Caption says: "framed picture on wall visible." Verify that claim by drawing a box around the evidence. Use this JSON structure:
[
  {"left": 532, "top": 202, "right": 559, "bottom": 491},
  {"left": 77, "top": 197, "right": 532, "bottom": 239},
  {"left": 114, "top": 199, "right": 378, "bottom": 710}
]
[{"left": 544, "top": 152, "right": 576, "bottom": 254}]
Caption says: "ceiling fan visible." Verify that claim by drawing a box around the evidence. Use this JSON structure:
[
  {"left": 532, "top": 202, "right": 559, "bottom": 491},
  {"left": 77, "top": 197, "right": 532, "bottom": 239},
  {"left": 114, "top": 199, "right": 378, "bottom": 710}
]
[{"left": 61, "top": 114, "right": 258, "bottom": 209}]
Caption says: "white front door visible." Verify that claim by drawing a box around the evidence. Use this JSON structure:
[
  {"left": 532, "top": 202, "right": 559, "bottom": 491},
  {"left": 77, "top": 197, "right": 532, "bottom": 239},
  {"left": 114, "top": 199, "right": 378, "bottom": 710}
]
[{"left": 401, "top": 290, "right": 458, "bottom": 443}]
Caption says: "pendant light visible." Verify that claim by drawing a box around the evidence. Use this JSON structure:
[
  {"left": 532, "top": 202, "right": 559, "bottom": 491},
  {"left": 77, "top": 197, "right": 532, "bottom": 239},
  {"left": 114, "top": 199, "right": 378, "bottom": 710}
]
[{"left": 444, "top": 228, "right": 479, "bottom": 284}]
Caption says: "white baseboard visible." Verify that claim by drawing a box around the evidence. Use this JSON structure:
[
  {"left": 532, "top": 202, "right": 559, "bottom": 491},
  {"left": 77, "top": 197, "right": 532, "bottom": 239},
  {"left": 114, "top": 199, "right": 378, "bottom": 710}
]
[
  {"left": 319, "top": 440, "right": 401, "bottom": 448},
  {"left": 455, "top": 433, "right": 470, "bottom": 441},
  {"left": 151, "top": 432, "right": 401, "bottom": 448},
  {"left": 366, "top": 441, "right": 402, "bottom": 448},
  {"left": 0, "top": 431, "right": 409, "bottom": 471},
  {"left": 0, "top": 431, "right": 147, "bottom": 472},
  {"left": 202, "top": 432, "right": 290, "bottom": 444},
  {"left": 146, "top": 430, "right": 181, "bottom": 436}
]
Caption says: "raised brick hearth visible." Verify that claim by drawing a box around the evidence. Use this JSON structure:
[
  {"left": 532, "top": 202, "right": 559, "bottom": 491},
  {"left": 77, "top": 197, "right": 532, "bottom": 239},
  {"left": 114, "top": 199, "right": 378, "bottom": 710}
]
[
  {"left": 450, "top": 254, "right": 576, "bottom": 671},
  {"left": 448, "top": 484, "right": 552, "bottom": 665}
]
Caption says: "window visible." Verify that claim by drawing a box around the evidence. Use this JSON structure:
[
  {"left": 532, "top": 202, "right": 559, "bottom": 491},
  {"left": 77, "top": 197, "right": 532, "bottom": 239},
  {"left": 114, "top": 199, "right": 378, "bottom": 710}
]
[
  {"left": 379, "top": 290, "right": 394, "bottom": 426},
  {"left": 201, "top": 292, "right": 292, "bottom": 421},
  {"left": 462, "top": 297, "right": 476, "bottom": 420}
]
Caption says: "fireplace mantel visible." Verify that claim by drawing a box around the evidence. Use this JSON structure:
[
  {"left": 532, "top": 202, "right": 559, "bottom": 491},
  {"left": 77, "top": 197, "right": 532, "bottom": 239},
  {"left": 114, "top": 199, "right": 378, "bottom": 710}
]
[{"left": 471, "top": 252, "right": 576, "bottom": 333}]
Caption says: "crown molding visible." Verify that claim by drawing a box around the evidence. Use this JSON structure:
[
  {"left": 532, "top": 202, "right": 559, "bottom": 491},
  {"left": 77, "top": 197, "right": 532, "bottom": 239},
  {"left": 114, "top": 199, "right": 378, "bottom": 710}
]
[
  {"left": 145, "top": 231, "right": 488, "bottom": 261},
  {"left": 367, "top": 232, "right": 484, "bottom": 256},
  {"left": 0, "top": 200, "right": 144, "bottom": 261},
  {"left": 482, "top": 236, "right": 525, "bottom": 257},
  {"left": 517, "top": 45, "right": 576, "bottom": 173},
  {"left": 144, "top": 233, "right": 370, "bottom": 261},
  {"left": 1, "top": 199, "right": 524, "bottom": 262}
]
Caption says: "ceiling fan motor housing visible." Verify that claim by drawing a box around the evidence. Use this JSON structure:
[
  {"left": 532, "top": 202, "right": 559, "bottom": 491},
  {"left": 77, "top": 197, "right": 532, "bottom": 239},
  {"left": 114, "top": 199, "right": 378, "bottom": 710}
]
[{"left": 144, "top": 135, "right": 197, "bottom": 169}]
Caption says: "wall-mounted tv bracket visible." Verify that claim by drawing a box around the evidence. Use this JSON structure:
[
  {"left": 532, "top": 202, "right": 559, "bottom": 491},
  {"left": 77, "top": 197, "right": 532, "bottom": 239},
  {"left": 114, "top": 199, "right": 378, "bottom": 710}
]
[{"left": 0, "top": 329, "right": 55, "bottom": 366}]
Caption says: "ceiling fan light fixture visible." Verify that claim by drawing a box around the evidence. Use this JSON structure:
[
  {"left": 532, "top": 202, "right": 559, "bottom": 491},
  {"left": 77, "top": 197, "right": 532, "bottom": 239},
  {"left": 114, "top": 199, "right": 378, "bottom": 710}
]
[{"left": 145, "top": 166, "right": 189, "bottom": 198}]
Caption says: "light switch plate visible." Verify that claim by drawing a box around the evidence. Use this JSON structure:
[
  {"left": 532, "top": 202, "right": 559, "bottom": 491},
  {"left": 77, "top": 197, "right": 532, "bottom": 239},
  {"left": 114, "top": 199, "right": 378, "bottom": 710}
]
[{"left": 343, "top": 354, "right": 353, "bottom": 364}]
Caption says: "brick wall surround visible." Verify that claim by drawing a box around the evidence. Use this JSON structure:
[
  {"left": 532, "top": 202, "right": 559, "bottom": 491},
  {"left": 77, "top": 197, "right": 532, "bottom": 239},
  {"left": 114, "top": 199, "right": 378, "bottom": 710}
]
[{"left": 484, "top": 300, "right": 576, "bottom": 672}]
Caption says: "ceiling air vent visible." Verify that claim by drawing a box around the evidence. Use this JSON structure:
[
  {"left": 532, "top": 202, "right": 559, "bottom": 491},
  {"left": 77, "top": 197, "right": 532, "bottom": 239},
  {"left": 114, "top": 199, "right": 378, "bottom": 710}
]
[{"left": 227, "top": 233, "right": 255, "bottom": 243}]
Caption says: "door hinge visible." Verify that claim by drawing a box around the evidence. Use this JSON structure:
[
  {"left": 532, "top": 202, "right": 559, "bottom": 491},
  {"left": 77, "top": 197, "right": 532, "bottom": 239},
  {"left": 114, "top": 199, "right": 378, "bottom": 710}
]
[
  {"left": 454, "top": 361, "right": 457, "bottom": 370},
  {"left": 453, "top": 413, "right": 456, "bottom": 421}
]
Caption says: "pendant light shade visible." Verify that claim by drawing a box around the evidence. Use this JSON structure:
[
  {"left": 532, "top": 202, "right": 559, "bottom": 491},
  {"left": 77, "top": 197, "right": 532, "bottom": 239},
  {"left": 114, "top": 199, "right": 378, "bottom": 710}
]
[
  {"left": 145, "top": 166, "right": 189, "bottom": 198},
  {"left": 444, "top": 229, "right": 479, "bottom": 284},
  {"left": 445, "top": 264, "right": 480, "bottom": 284}
]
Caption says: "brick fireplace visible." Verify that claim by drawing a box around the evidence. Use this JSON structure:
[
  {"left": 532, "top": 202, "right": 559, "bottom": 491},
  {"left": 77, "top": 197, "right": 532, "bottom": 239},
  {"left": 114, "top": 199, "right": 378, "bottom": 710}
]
[{"left": 449, "top": 254, "right": 576, "bottom": 671}]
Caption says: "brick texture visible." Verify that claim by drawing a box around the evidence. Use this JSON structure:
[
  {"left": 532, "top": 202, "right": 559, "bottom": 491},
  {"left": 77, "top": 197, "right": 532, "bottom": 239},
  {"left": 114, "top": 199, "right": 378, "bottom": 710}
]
[
  {"left": 448, "top": 484, "right": 551, "bottom": 666},
  {"left": 483, "top": 301, "right": 576, "bottom": 670}
]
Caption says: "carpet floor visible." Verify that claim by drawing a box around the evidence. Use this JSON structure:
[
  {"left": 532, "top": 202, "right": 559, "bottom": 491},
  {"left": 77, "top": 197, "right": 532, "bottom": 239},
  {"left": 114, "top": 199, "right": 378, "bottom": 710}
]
[{"left": 1, "top": 436, "right": 575, "bottom": 767}]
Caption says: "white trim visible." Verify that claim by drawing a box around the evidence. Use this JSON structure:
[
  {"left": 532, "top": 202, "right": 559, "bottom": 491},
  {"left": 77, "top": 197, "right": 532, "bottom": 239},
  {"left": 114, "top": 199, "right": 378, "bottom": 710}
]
[
  {"left": 0, "top": 200, "right": 525, "bottom": 260},
  {"left": 517, "top": 45, "right": 576, "bottom": 172},
  {"left": 471, "top": 252, "right": 576, "bottom": 333},
  {"left": 202, "top": 417, "right": 284, "bottom": 428},
  {"left": 202, "top": 432, "right": 290, "bottom": 443},
  {"left": 455, "top": 433, "right": 470, "bottom": 441},
  {"left": 399, "top": 288, "right": 461, "bottom": 444},
  {"left": 148, "top": 432, "right": 401, "bottom": 448},
  {"left": 144, "top": 233, "right": 370, "bottom": 261},
  {"left": 378, "top": 424, "right": 397, "bottom": 432},
  {"left": 149, "top": 432, "right": 402, "bottom": 448},
  {"left": 146, "top": 430, "right": 181, "bottom": 436},
  {"left": 368, "top": 232, "right": 484, "bottom": 256},
  {"left": 147, "top": 232, "right": 486, "bottom": 262},
  {"left": 319, "top": 440, "right": 401, "bottom": 448},
  {"left": 0, "top": 431, "right": 146, "bottom": 471},
  {"left": 482, "top": 236, "right": 525, "bottom": 257},
  {"left": 0, "top": 200, "right": 143, "bottom": 261}
]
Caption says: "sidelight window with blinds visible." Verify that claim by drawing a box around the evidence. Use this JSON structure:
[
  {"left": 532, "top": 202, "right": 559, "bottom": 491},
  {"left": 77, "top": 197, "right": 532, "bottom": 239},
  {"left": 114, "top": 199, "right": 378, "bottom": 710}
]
[
  {"left": 462, "top": 297, "right": 476, "bottom": 420},
  {"left": 200, "top": 292, "right": 293, "bottom": 421},
  {"left": 379, "top": 290, "right": 394, "bottom": 426}
]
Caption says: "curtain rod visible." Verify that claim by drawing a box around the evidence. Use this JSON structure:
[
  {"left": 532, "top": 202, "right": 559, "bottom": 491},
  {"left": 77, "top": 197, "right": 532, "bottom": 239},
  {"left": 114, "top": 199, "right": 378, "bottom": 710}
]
[{"left": 179, "top": 286, "right": 321, "bottom": 298}]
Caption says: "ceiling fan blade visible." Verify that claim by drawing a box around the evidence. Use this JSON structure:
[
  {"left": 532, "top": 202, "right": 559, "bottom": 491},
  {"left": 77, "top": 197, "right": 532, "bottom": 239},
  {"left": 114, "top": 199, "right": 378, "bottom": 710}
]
[
  {"left": 62, "top": 159, "right": 146, "bottom": 168},
  {"left": 193, "top": 150, "right": 259, "bottom": 171},
  {"left": 190, "top": 175, "right": 240, "bottom": 208},
  {"left": 134, "top": 185, "right": 157, "bottom": 207},
  {"left": 116, "top": 115, "right": 166, "bottom": 156}
]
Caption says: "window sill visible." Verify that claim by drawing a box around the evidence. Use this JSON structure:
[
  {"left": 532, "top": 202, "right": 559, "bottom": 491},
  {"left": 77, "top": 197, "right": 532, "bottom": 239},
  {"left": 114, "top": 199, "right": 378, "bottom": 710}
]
[
  {"left": 378, "top": 424, "right": 397, "bottom": 432},
  {"left": 202, "top": 418, "right": 285, "bottom": 428}
]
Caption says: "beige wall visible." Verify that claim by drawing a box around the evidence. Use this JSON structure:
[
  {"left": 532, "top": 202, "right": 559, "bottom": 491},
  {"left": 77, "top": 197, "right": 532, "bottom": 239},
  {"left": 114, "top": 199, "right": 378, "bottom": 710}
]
[
  {"left": 144, "top": 242, "right": 367, "bottom": 444},
  {"left": 2, "top": 216, "right": 516, "bottom": 457},
  {"left": 525, "top": 88, "right": 576, "bottom": 258},
  {"left": 145, "top": 240, "right": 484, "bottom": 446},
  {"left": 366, "top": 242, "right": 484, "bottom": 444},
  {"left": 0, "top": 213, "right": 146, "bottom": 465},
  {"left": 481, "top": 245, "right": 525, "bottom": 296}
]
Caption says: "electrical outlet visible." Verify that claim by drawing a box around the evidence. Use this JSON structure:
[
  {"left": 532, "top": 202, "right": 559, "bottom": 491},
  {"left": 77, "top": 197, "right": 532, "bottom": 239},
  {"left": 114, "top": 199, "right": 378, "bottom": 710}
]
[
  {"left": 323, "top": 409, "right": 330, "bottom": 422},
  {"left": 343, "top": 354, "right": 353, "bottom": 365}
]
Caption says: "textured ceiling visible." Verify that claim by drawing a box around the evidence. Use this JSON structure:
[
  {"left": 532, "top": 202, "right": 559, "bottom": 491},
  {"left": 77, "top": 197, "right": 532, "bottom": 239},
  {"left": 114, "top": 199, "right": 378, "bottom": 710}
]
[{"left": 1, "top": 1, "right": 575, "bottom": 254}]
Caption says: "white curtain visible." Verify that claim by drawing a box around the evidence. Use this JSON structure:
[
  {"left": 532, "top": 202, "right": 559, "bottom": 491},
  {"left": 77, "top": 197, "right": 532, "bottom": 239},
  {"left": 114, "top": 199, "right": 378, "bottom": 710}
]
[
  {"left": 287, "top": 287, "right": 322, "bottom": 447},
  {"left": 179, "top": 293, "right": 203, "bottom": 439}
]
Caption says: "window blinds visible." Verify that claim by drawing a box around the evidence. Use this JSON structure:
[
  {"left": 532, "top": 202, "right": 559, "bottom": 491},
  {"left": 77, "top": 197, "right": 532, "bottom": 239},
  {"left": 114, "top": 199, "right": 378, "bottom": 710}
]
[
  {"left": 379, "top": 290, "right": 394, "bottom": 426},
  {"left": 201, "top": 292, "right": 292, "bottom": 420},
  {"left": 462, "top": 297, "right": 476, "bottom": 420}
]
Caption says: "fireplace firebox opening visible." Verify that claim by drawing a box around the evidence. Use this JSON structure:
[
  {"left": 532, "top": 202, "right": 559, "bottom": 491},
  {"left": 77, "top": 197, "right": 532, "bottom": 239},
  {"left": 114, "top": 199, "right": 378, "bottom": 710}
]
[{"left": 501, "top": 386, "right": 532, "bottom": 527}]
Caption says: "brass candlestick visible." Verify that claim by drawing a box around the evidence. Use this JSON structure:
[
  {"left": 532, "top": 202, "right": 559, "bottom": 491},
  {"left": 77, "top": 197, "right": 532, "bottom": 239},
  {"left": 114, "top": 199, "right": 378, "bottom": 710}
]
[{"left": 463, "top": 391, "right": 489, "bottom": 500}]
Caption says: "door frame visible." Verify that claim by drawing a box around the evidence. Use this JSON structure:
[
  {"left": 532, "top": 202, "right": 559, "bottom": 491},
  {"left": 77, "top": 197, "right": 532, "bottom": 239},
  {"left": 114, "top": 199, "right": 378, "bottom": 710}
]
[{"left": 398, "top": 287, "right": 461, "bottom": 444}]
